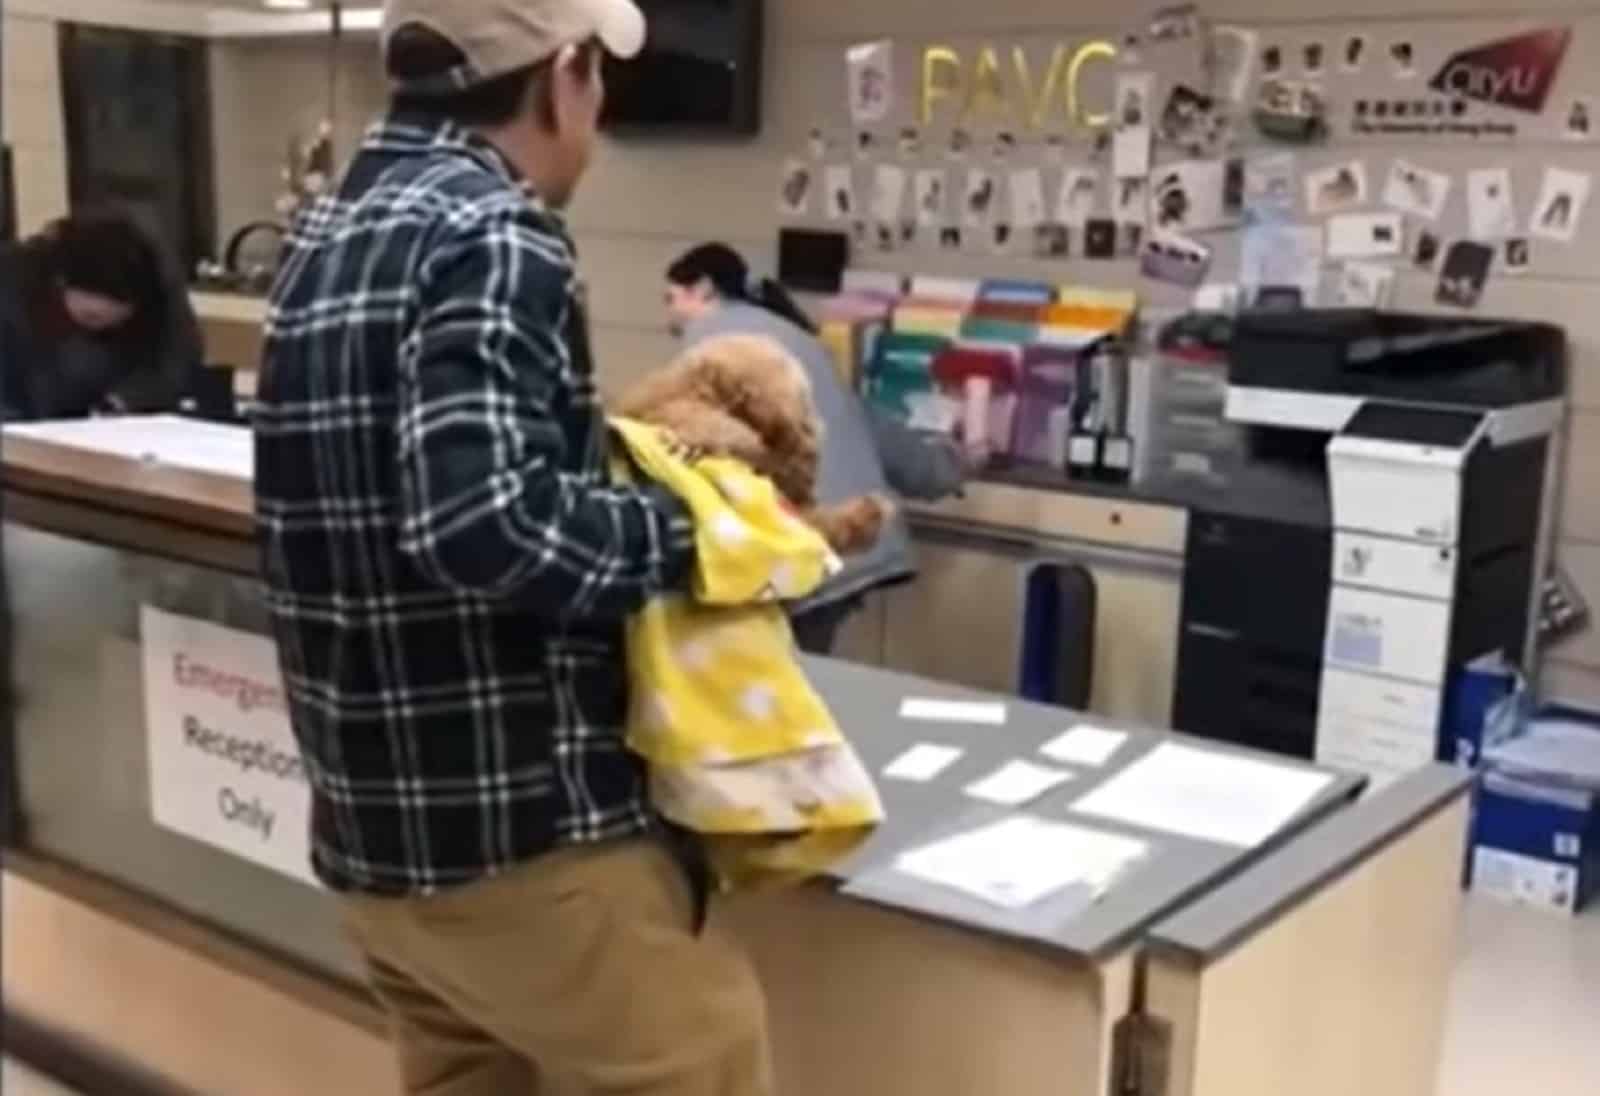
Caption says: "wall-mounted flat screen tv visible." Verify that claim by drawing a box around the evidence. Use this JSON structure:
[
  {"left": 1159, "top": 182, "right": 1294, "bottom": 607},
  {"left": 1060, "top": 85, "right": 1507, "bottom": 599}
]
[{"left": 602, "top": 1, "right": 764, "bottom": 136}]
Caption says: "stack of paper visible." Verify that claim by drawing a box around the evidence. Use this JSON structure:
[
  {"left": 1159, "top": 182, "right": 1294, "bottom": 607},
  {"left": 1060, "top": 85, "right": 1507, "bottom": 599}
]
[
  {"left": 1484, "top": 716, "right": 1600, "bottom": 793},
  {"left": 1070, "top": 743, "right": 1334, "bottom": 848},
  {"left": 895, "top": 815, "right": 1149, "bottom": 909}
]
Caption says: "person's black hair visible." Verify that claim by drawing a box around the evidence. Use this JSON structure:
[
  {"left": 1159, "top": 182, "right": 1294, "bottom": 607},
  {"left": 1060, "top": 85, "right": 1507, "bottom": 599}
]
[
  {"left": 667, "top": 243, "right": 817, "bottom": 335},
  {"left": 386, "top": 24, "right": 600, "bottom": 130},
  {"left": 21, "top": 209, "right": 168, "bottom": 349}
]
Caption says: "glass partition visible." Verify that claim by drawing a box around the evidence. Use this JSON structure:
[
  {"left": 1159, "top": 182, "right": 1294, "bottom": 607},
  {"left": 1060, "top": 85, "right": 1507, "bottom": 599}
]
[{"left": 4, "top": 522, "right": 356, "bottom": 982}]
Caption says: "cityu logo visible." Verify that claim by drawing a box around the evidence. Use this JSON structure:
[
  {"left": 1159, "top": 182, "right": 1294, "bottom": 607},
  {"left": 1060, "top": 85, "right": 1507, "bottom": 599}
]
[{"left": 1428, "top": 27, "right": 1571, "bottom": 114}]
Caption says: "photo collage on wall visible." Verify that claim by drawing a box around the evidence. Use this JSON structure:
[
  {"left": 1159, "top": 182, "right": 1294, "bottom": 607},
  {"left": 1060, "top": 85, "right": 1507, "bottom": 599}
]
[{"left": 774, "top": 6, "right": 1595, "bottom": 303}]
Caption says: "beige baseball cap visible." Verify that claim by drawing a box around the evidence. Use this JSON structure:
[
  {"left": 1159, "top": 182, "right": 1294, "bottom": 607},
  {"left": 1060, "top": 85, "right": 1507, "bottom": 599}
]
[{"left": 382, "top": 0, "right": 647, "bottom": 96}]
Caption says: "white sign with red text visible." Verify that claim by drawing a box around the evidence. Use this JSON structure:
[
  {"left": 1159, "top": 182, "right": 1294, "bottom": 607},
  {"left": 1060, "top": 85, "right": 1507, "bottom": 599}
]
[{"left": 141, "top": 606, "right": 316, "bottom": 887}]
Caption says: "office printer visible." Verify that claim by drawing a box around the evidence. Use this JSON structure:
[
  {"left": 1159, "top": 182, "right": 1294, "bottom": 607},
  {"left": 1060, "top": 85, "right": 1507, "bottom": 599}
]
[{"left": 1173, "top": 310, "right": 1566, "bottom": 786}]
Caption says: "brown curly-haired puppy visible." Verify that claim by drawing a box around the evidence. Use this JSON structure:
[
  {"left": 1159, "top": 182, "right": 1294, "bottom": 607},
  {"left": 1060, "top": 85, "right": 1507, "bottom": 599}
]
[{"left": 615, "top": 334, "right": 893, "bottom": 556}]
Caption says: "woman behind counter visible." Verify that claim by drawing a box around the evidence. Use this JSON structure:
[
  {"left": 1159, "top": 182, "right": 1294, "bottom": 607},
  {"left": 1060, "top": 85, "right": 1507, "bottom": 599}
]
[
  {"left": 0, "top": 211, "right": 201, "bottom": 421},
  {"left": 664, "top": 242, "right": 966, "bottom": 654}
]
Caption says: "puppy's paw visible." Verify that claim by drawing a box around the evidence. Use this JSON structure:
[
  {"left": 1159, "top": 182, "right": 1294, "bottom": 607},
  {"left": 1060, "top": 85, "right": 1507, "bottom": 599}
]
[{"left": 808, "top": 494, "right": 894, "bottom": 556}]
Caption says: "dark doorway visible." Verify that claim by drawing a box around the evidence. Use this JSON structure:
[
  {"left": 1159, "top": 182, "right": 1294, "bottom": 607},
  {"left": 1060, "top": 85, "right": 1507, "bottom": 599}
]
[{"left": 58, "top": 23, "right": 216, "bottom": 270}]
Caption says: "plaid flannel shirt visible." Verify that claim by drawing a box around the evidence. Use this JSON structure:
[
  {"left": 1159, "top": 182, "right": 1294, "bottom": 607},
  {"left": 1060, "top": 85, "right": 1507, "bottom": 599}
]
[{"left": 254, "top": 114, "right": 693, "bottom": 895}]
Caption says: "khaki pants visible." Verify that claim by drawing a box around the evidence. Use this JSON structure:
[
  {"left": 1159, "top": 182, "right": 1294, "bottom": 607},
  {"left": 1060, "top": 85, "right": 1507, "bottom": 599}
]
[{"left": 341, "top": 839, "right": 773, "bottom": 1096}]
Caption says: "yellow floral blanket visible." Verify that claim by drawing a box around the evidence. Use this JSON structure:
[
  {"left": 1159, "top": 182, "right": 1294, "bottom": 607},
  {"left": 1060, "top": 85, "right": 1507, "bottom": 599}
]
[{"left": 609, "top": 417, "right": 884, "bottom": 890}]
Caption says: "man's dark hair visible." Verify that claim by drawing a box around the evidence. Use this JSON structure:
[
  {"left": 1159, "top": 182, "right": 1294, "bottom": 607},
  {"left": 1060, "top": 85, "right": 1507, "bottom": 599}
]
[{"left": 386, "top": 24, "right": 601, "bottom": 130}]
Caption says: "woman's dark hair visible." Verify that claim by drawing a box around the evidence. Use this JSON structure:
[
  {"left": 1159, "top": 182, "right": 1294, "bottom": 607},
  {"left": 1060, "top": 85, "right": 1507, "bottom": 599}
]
[
  {"left": 20, "top": 210, "right": 168, "bottom": 348},
  {"left": 667, "top": 243, "right": 817, "bottom": 335},
  {"left": 387, "top": 24, "right": 600, "bottom": 130}
]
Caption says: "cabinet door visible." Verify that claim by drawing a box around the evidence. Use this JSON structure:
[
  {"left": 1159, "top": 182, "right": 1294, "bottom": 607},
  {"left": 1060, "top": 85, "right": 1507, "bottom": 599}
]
[
  {"left": 832, "top": 590, "right": 888, "bottom": 667},
  {"left": 884, "top": 536, "right": 1182, "bottom": 726},
  {"left": 883, "top": 540, "right": 1028, "bottom": 695},
  {"left": 1088, "top": 562, "right": 1182, "bottom": 727}
]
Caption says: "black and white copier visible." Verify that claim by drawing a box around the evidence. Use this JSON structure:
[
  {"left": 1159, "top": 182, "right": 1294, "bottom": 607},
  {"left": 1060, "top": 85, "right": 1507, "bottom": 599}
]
[{"left": 1172, "top": 310, "right": 1567, "bottom": 787}]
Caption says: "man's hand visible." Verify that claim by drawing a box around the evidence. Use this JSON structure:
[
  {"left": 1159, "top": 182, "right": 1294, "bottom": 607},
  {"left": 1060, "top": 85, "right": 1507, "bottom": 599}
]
[{"left": 659, "top": 431, "right": 708, "bottom": 466}]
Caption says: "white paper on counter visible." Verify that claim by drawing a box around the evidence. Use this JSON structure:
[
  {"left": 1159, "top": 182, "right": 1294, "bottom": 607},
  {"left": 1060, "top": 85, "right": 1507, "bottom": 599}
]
[
  {"left": 895, "top": 815, "right": 1149, "bottom": 909},
  {"left": 964, "top": 760, "right": 1075, "bottom": 806},
  {"left": 883, "top": 744, "right": 965, "bottom": 783},
  {"left": 1070, "top": 742, "right": 1334, "bottom": 848},
  {"left": 900, "top": 698, "right": 1008, "bottom": 726},
  {"left": 1040, "top": 726, "right": 1129, "bottom": 768},
  {"left": 5, "top": 414, "right": 253, "bottom": 480}
]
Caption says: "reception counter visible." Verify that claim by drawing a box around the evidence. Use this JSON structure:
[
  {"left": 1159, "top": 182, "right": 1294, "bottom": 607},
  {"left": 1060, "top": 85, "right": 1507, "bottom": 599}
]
[{"left": 2, "top": 417, "right": 1468, "bottom": 1096}]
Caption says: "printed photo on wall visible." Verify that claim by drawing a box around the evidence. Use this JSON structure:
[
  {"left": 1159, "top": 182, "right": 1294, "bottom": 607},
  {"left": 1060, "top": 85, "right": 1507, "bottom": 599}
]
[
  {"left": 1146, "top": 3, "right": 1210, "bottom": 91},
  {"left": 1467, "top": 168, "right": 1517, "bottom": 241},
  {"left": 872, "top": 164, "right": 908, "bottom": 227},
  {"left": 1160, "top": 85, "right": 1229, "bottom": 156},
  {"left": 824, "top": 165, "right": 856, "bottom": 221},
  {"left": 1436, "top": 241, "right": 1494, "bottom": 308},
  {"left": 1261, "top": 45, "right": 1283, "bottom": 76},
  {"left": 1241, "top": 222, "right": 1324, "bottom": 304},
  {"left": 1336, "top": 261, "right": 1396, "bottom": 307},
  {"left": 1150, "top": 160, "right": 1230, "bottom": 232},
  {"left": 1140, "top": 230, "right": 1214, "bottom": 287},
  {"left": 1113, "top": 73, "right": 1155, "bottom": 178},
  {"left": 1530, "top": 167, "right": 1590, "bottom": 244},
  {"left": 1114, "top": 175, "right": 1149, "bottom": 226},
  {"left": 1034, "top": 223, "right": 1071, "bottom": 259},
  {"left": 947, "top": 128, "right": 973, "bottom": 161},
  {"left": 855, "top": 131, "right": 878, "bottom": 160},
  {"left": 1505, "top": 237, "right": 1532, "bottom": 274},
  {"left": 1382, "top": 160, "right": 1452, "bottom": 222},
  {"left": 1085, "top": 218, "right": 1118, "bottom": 259},
  {"left": 1305, "top": 160, "right": 1368, "bottom": 215},
  {"left": 899, "top": 127, "right": 924, "bottom": 157},
  {"left": 1009, "top": 168, "right": 1047, "bottom": 228},
  {"left": 1119, "top": 223, "right": 1145, "bottom": 259},
  {"left": 1057, "top": 169, "right": 1101, "bottom": 227},
  {"left": 915, "top": 169, "right": 948, "bottom": 227},
  {"left": 1414, "top": 230, "right": 1442, "bottom": 270},
  {"left": 1343, "top": 36, "right": 1368, "bottom": 73},
  {"left": 778, "top": 159, "right": 814, "bottom": 216},
  {"left": 993, "top": 133, "right": 1019, "bottom": 161},
  {"left": 807, "top": 127, "right": 830, "bottom": 160},
  {"left": 1245, "top": 152, "right": 1298, "bottom": 220},
  {"left": 1327, "top": 212, "right": 1405, "bottom": 259},
  {"left": 992, "top": 222, "right": 1016, "bottom": 254},
  {"left": 846, "top": 40, "right": 894, "bottom": 125},
  {"left": 1565, "top": 99, "right": 1595, "bottom": 142},
  {"left": 963, "top": 169, "right": 1000, "bottom": 228},
  {"left": 1212, "top": 26, "right": 1258, "bottom": 104},
  {"left": 940, "top": 226, "right": 964, "bottom": 251}
]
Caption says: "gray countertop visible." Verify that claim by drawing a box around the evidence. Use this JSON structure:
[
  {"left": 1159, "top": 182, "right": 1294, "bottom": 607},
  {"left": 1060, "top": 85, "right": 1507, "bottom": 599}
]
[
  {"left": 970, "top": 457, "right": 1332, "bottom": 531},
  {"left": 806, "top": 657, "right": 1363, "bottom": 960}
]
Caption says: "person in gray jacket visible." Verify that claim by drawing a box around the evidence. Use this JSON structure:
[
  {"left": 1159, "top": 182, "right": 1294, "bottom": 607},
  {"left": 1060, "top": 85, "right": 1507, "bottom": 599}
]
[
  {"left": 0, "top": 211, "right": 200, "bottom": 421},
  {"left": 664, "top": 242, "right": 965, "bottom": 654}
]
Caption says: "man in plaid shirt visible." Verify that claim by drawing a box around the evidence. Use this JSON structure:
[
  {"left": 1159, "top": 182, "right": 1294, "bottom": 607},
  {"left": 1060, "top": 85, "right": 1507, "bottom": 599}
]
[{"left": 254, "top": 2, "right": 771, "bottom": 1091}]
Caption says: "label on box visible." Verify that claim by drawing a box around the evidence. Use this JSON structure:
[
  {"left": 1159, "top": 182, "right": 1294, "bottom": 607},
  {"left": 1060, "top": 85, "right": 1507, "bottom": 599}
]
[{"left": 1472, "top": 847, "right": 1580, "bottom": 915}]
